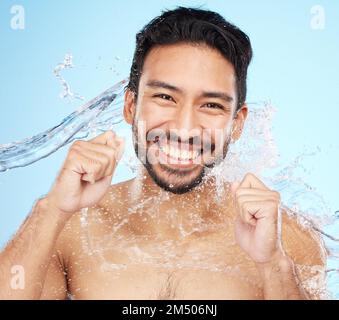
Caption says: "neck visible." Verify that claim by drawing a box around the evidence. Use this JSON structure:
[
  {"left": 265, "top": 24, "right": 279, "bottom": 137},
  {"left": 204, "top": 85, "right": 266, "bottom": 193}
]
[
  {"left": 132, "top": 165, "right": 211, "bottom": 205},
  {"left": 127, "top": 165, "right": 231, "bottom": 235}
]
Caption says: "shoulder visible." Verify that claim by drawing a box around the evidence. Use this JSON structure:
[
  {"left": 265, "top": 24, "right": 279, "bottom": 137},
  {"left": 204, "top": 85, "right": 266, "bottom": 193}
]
[
  {"left": 55, "top": 178, "right": 134, "bottom": 264},
  {"left": 281, "top": 209, "right": 327, "bottom": 266},
  {"left": 280, "top": 209, "right": 329, "bottom": 299}
]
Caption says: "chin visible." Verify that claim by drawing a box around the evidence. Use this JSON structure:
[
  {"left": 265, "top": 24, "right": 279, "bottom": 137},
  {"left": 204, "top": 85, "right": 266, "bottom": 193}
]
[{"left": 144, "top": 161, "right": 205, "bottom": 194}]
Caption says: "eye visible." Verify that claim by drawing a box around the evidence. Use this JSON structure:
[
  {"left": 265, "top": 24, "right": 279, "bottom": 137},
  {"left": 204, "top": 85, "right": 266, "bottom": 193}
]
[
  {"left": 154, "top": 94, "right": 175, "bottom": 102},
  {"left": 203, "top": 103, "right": 224, "bottom": 110}
]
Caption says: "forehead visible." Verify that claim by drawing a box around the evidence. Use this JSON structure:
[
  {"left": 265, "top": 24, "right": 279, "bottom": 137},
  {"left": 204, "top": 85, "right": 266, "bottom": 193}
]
[{"left": 140, "top": 43, "right": 236, "bottom": 93}]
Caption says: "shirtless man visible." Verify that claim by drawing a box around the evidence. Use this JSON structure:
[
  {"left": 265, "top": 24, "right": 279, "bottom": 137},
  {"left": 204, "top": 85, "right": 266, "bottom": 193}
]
[{"left": 0, "top": 7, "right": 326, "bottom": 300}]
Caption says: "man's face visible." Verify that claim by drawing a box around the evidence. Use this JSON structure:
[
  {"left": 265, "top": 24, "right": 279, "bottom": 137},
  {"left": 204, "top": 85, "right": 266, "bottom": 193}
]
[{"left": 124, "top": 43, "right": 247, "bottom": 194}]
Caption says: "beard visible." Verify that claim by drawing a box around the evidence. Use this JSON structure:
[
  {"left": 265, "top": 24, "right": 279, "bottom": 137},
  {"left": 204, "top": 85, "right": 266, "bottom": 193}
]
[
  {"left": 132, "top": 122, "right": 231, "bottom": 194},
  {"left": 143, "top": 159, "right": 206, "bottom": 194}
]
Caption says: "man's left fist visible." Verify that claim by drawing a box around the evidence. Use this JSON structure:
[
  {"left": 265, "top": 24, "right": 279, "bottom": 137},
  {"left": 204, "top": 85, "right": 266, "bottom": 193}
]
[{"left": 231, "top": 173, "right": 284, "bottom": 264}]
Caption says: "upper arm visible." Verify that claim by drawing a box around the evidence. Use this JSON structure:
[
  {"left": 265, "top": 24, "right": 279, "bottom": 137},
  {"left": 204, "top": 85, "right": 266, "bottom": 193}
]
[
  {"left": 40, "top": 209, "right": 86, "bottom": 300},
  {"left": 40, "top": 213, "right": 77, "bottom": 300},
  {"left": 40, "top": 249, "right": 68, "bottom": 300},
  {"left": 281, "top": 211, "right": 328, "bottom": 299}
]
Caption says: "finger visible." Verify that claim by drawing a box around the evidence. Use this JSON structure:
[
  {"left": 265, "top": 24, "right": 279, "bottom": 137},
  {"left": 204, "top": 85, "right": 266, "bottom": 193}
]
[
  {"left": 240, "top": 200, "right": 279, "bottom": 224},
  {"left": 76, "top": 147, "right": 116, "bottom": 180},
  {"left": 78, "top": 137, "right": 125, "bottom": 163},
  {"left": 82, "top": 173, "right": 96, "bottom": 184},
  {"left": 237, "top": 201, "right": 257, "bottom": 226},
  {"left": 97, "top": 132, "right": 125, "bottom": 161},
  {"left": 237, "top": 195, "right": 280, "bottom": 205},
  {"left": 73, "top": 140, "right": 118, "bottom": 164},
  {"left": 236, "top": 195, "right": 280, "bottom": 224},
  {"left": 239, "top": 173, "right": 268, "bottom": 190},
  {"left": 235, "top": 188, "right": 280, "bottom": 200},
  {"left": 89, "top": 130, "right": 116, "bottom": 146},
  {"left": 65, "top": 149, "right": 106, "bottom": 184}
]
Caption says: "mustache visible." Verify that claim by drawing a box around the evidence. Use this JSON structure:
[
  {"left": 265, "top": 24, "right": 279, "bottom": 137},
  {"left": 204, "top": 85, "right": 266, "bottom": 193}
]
[{"left": 148, "top": 129, "right": 216, "bottom": 153}]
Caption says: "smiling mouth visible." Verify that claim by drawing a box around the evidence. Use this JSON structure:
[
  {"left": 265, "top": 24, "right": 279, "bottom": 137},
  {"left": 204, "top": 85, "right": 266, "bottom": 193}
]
[{"left": 155, "top": 138, "right": 203, "bottom": 166}]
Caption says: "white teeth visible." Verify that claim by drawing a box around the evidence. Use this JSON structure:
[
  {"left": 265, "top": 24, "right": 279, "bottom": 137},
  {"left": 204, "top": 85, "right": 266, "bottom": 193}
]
[{"left": 160, "top": 144, "right": 199, "bottom": 160}]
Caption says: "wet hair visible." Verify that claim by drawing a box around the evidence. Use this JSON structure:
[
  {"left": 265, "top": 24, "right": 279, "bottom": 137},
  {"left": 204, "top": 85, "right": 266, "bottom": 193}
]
[{"left": 126, "top": 6, "right": 253, "bottom": 111}]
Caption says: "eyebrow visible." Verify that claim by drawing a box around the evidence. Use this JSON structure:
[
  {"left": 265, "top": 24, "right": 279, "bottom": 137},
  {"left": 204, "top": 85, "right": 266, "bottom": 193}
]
[
  {"left": 146, "top": 80, "right": 234, "bottom": 104},
  {"left": 146, "top": 80, "right": 182, "bottom": 93}
]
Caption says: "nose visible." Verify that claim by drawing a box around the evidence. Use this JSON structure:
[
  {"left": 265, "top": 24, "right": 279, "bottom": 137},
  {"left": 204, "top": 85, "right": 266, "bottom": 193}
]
[{"left": 173, "top": 104, "right": 200, "bottom": 138}]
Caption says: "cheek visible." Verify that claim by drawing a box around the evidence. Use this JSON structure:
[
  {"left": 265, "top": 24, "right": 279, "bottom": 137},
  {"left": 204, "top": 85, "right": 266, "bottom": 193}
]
[
  {"left": 208, "top": 117, "right": 231, "bottom": 128},
  {"left": 137, "top": 102, "right": 174, "bottom": 132},
  {"left": 134, "top": 107, "right": 165, "bottom": 148},
  {"left": 194, "top": 106, "right": 234, "bottom": 129},
  {"left": 206, "top": 122, "right": 233, "bottom": 152},
  {"left": 200, "top": 115, "right": 233, "bottom": 138}
]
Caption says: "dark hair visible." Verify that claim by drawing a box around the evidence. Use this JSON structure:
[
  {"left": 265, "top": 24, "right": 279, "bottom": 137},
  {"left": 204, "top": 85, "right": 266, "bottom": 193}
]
[{"left": 126, "top": 6, "right": 252, "bottom": 111}]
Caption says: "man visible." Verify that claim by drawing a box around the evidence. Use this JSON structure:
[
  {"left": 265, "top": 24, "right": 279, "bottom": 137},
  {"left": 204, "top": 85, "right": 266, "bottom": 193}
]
[{"left": 0, "top": 7, "right": 326, "bottom": 300}]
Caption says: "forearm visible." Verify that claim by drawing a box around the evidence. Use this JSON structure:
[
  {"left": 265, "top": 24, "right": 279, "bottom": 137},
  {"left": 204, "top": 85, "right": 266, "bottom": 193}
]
[
  {"left": 0, "top": 198, "right": 69, "bottom": 299},
  {"left": 257, "top": 254, "right": 308, "bottom": 300}
]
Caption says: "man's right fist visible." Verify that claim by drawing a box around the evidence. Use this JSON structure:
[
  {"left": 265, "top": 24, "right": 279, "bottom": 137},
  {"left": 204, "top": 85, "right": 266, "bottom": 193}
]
[{"left": 46, "top": 130, "right": 124, "bottom": 214}]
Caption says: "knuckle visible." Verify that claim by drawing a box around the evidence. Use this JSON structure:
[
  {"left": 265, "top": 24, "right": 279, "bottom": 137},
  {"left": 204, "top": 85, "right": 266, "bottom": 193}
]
[
  {"left": 108, "top": 148, "right": 117, "bottom": 159},
  {"left": 102, "top": 131, "right": 115, "bottom": 144},
  {"left": 72, "top": 140, "right": 83, "bottom": 148},
  {"left": 105, "top": 130, "right": 115, "bottom": 138},
  {"left": 101, "top": 153, "right": 111, "bottom": 166},
  {"left": 70, "top": 141, "right": 85, "bottom": 154},
  {"left": 110, "top": 157, "right": 117, "bottom": 168},
  {"left": 102, "top": 146, "right": 115, "bottom": 160},
  {"left": 68, "top": 147, "right": 79, "bottom": 159},
  {"left": 105, "top": 152, "right": 116, "bottom": 169}
]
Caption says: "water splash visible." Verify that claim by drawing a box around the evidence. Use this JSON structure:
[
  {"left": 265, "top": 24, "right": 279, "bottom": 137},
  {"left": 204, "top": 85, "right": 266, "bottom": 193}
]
[
  {"left": 0, "top": 79, "right": 127, "bottom": 172},
  {"left": 206, "top": 104, "right": 339, "bottom": 298},
  {"left": 53, "top": 53, "right": 84, "bottom": 101}
]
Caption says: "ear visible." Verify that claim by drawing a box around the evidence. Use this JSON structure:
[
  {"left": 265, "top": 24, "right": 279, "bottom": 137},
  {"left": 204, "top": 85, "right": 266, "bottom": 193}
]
[
  {"left": 123, "top": 89, "right": 136, "bottom": 125},
  {"left": 231, "top": 104, "right": 248, "bottom": 142}
]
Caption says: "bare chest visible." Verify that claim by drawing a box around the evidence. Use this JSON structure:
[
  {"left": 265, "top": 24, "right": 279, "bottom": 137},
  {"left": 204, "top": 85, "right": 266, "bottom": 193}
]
[
  {"left": 66, "top": 234, "right": 263, "bottom": 300},
  {"left": 69, "top": 265, "right": 263, "bottom": 300}
]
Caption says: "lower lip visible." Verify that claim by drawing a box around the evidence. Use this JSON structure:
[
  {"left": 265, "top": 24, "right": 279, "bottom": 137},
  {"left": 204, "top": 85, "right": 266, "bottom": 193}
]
[{"left": 157, "top": 144, "right": 201, "bottom": 169}]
